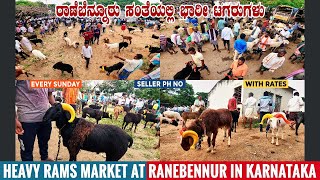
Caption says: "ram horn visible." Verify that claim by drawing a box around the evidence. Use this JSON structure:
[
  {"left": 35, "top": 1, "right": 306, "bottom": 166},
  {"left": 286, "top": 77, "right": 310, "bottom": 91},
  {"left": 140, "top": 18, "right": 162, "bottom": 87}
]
[
  {"left": 61, "top": 103, "right": 76, "bottom": 123},
  {"left": 182, "top": 130, "right": 199, "bottom": 149},
  {"left": 273, "top": 113, "right": 291, "bottom": 125},
  {"left": 260, "top": 114, "right": 274, "bottom": 125}
]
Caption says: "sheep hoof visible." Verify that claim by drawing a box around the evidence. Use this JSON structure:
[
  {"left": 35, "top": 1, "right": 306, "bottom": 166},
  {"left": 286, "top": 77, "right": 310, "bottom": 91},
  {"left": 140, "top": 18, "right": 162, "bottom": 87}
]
[
  {"left": 206, "top": 147, "right": 212, "bottom": 153},
  {"left": 210, "top": 150, "right": 216, "bottom": 154},
  {"left": 271, "top": 141, "right": 275, "bottom": 144},
  {"left": 228, "top": 145, "right": 231, "bottom": 147},
  {"left": 276, "top": 143, "right": 279, "bottom": 146}
]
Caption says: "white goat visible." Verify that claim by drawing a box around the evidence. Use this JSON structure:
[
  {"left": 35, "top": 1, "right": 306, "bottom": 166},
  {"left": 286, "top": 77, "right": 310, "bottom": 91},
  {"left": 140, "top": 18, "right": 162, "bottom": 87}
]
[
  {"left": 160, "top": 111, "right": 184, "bottom": 123},
  {"left": 64, "top": 37, "right": 72, "bottom": 46},
  {"left": 72, "top": 41, "right": 80, "bottom": 48},
  {"left": 242, "top": 29, "right": 253, "bottom": 36},
  {"left": 105, "top": 43, "right": 119, "bottom": 49},
  {"left": 32, "top": 50, "right": 46, "bottom": 60},
  {"left": 246, "top": 38, "right": 260, "bottom": 53},
  {"left": 260, "top": 112, "right": 292, "bottom": 146}
]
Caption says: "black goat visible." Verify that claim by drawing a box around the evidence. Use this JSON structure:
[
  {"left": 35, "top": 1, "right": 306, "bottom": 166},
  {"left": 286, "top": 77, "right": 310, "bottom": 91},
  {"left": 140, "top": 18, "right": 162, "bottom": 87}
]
[
  {"left": 82, "top": 107, "right": 112, "bottom": 124},
  {"left": 88, "top": 104, "right": 102, "bottom": 109},
  {"left": 119, "top": 42, "right": 129, "bottom": 52},
  {"left": 145, "top": 45, "right": 161, "bottom": 57},
  {"left": 128, "top": 27, "right": 135, "bottom": 33},
  {"left": 173, "top": 61, "right": 193, "bottom": 80},
  {"left": 27, "top": 35, "right": 37, "bottom": 40},
  {"left": 288, "top": 112, "right": 305, "bottom": 136},
  {"left": 152, "top": 34, "right": 159, "bottom": 39},
  {"left": 53, "top": 61, "right": 74, "bottom": 77},
  {"left": 30, "top": 39, "right": 43, "bottom": 46},
  {"left": 187, "top": 68, "right": 201, "bottom": 80},
  {"left": 141, "top": 111, "right": 159, "bottom": 128},
  {"left": 43, "top": 103, "right": 133, "bottom": 161},
  {"left": 122, "top": 112, "right": 143, "bottom": 133},
  {"left": 100, "top": 62, "right": 124, "bottom": 76},
  {"left": 230, "top": 109, "right": 240, "bottom": 133}
]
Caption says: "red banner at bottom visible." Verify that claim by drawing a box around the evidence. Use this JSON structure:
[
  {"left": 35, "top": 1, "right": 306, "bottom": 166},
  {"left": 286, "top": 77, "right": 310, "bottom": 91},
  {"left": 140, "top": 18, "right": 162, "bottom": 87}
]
[{"left": 147, "top": 162, "right": 320, "bottom": 180}]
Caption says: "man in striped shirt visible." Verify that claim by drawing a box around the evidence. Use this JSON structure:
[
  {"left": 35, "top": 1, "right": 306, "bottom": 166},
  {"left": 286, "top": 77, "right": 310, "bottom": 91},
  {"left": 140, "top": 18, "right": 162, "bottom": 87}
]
[{"left": 256, "top": 49, "right": 287, "bottom": 75}]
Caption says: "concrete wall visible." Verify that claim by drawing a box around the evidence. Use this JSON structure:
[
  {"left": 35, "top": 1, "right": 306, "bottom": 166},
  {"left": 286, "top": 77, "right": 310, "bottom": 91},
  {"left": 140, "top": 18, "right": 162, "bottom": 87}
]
[{"left": 207, "top": 80, "right": 243, "bottom": 109}]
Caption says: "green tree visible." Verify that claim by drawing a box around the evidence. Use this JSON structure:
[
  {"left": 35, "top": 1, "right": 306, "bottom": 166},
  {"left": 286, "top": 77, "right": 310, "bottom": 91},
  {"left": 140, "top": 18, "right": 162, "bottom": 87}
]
[
  {"left": 87, "top": 0, "right": 143, "bottom": 9},
  {"left": 160, "top": 83, "right": 196, "bottom": 106},
  {"left": 134, "top": 88, "right": 160, "bottom": 100},
  {"left": 62, "top": 2, "right": 71, "bottom": 5}
]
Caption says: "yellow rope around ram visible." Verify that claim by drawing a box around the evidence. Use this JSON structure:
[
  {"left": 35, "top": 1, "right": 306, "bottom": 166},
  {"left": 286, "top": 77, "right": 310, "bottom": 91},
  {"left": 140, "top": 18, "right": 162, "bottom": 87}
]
[
  {"left": 260, "top": 114, "right": 274, "bottom": 125},
  {"left": 182, "top": 130, "right": 199, "bottom": 149},
  {"left": 61, "top": 103, "right": 76, "bottom": 123}
]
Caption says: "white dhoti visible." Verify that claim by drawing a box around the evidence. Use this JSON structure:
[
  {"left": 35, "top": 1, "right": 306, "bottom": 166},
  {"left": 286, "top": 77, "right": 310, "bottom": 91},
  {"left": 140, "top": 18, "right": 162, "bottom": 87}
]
[
  {"left": 21, "top": 38, "right": 33, "bottom": 52},
  {"left": 245, "top": 107, "right": 255, "bottom": 118}
]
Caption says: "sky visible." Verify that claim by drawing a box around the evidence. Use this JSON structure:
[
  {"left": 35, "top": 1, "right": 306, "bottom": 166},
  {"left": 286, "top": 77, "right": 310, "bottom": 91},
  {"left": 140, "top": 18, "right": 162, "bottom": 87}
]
[
  {"left": 20, "top": 0, "right": 160, "bottom": 5},
  {"left": 186, "top": 80, "right": 218, "bottom": 93},
  {"left": 289, "top": 80, "right": 305, "bottom": 97}
]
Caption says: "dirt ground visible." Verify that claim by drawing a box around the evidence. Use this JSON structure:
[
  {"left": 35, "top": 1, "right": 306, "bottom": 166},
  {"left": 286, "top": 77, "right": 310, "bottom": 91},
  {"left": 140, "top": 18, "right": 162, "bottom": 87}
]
[
  {"left": 160, "top": 21, "right": 304, "bottom": 80},
  {"left": 16, "top": 23, "right": 160, "bottom": 80},
  {"left": 160, "top": 120, "right": 304, "bottom": 161},
  {"left": 15, "top": 111, "right": 159, "bottom": 161}
]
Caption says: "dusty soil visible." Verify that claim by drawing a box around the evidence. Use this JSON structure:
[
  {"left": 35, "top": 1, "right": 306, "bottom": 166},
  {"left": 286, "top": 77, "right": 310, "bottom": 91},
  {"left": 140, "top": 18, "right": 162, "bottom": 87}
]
[
  {"left": 160, "top": 21, "right": 304, "bottom": 80},
  {"left": 15, "top": 111, "right": 159, "bottom": 161},
  {"left": 160, "top": 120, "right": 304, "bottom": 161},
  {"left": 17, "top": 24, "right": 160, "bottom": 80}
]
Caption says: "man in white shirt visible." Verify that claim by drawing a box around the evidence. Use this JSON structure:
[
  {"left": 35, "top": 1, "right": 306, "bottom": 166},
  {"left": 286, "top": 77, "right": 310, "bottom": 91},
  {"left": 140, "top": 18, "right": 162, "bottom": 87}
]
[
  {"left": 256, "top": 49, "right": 287, "bottom": 75},
  {"left": 287, "top": 92, "right": 304, "bottom": 112},
  {"left": 115, "top": 54, "right": 144, "bottom": 80},
  {"left": 248, "top": 24, "right": 262, "bottom": 42},
  {"left": 191, "top": 96, "right": 205, "bottom": 112},
  {"left": 20, "top": 26, "right": 27, "bottom": 34},
  {"left": 280, "top": 28, "right": 291, "bottom": 39},
  {"left": 81, "top": 41, "right": 93, "bottom": 69},
  {"left": 243, "top": 92, "right": 257, "bottom": 129},
  {"left": 191, "top": 27, "right": 204, "bottom": 52},
  {"left": 221, "top": 24, "right": 234, "bottom": 53},
  {"left": 15, "top": 39, "right": 30, "bottom": 59},
  {"left": 171, "top": 30, "right": 188, "bottom": 55},
  {"left": 287, "top": 92, "right": 304, "bottom": 129},
  {"left": 188, "top": 47, "right": 210, "bottom": 77},
  {"left": 27, "top": 25, "right": 34, "bottom": 34}
]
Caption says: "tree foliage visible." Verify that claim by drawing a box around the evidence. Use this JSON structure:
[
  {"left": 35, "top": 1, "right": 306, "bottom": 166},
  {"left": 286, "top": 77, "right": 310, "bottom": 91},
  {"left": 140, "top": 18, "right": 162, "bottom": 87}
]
[
  {"left": 160, "top": 84, "right": 197, "bottom": 106},
  {"left": 87, "top": 0, "right": 142, "bottom": 9},
  {"left": 16, "top": 0, "right": 46, "bottom": 7},
  {"left": 62, "top": 2, "right": 71, "bottom": 6}
]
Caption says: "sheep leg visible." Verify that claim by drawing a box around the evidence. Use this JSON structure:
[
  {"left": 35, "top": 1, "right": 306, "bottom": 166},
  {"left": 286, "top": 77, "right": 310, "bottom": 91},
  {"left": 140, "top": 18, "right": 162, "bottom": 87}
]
[
  {"left": 210, "top": 131, "right": 218, "bottom": 154},
  {"left": 130, "top": 123, "right": 134, "bottom": 131},
  {"left": 228, "top": 127, "right": 232, "bottom": 147},
  {"left": 295, "top": 121, "right": 301, "bottom": 136},
  {"left": 134, "top": 123, "right": 138, "bottom": 133},
  {"left": 271, "top": 129, "right": 275, "bottom": 144},
  {"left": 276, "top": 129, "right": 279, "bottom": 146},
  {"left": 144, "top": 121, "right": 147, "bottom": 128},
  {"left": 121, "top": 121, "right": 125, "bottom": 129},
  {"left": 223, "top": 129, "right": 226, "bottom": 142},
  {"left": 206, "top": 132, "right": 212, "bottom": 153}
]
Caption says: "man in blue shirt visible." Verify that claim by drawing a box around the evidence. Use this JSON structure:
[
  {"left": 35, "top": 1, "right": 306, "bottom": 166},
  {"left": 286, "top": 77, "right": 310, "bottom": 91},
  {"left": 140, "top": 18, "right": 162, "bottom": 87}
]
[
  {"left": 233, "top": 33, "right": 247, "bottom": 61},
  {"left": 217, "top": 18, "right": 226, "bottom": 36},
  {"left": 257, "top": 91, "right": 273, "bottom": 132}
]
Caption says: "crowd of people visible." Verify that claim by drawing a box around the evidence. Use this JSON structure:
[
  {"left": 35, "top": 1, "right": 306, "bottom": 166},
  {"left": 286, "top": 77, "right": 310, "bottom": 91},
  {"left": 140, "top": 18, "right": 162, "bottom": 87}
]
[
  {"left": 161, "top": 14, "right": 305, "bottom": 80},
  {"left": 15, "top": 15, "right": 161, "bottom": 80}
]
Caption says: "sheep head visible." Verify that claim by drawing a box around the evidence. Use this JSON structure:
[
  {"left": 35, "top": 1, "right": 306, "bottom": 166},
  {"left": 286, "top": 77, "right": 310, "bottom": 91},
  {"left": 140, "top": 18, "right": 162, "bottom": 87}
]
[
  {"left": 43, "top": 103, "right": 76, "bottom": 128},
  {"left": 180, "top": 130, "right": 199, "bottom": 151}
]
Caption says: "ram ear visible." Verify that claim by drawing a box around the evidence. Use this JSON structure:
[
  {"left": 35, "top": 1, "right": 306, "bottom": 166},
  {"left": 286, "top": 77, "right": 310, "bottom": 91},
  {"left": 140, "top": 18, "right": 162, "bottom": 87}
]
[{"left": 61, "top": 103, "right": 76, "bottom": 123}]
